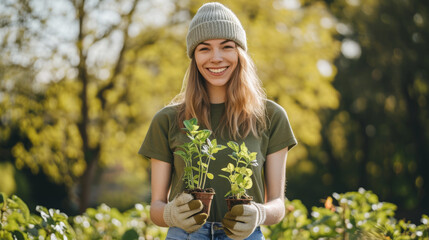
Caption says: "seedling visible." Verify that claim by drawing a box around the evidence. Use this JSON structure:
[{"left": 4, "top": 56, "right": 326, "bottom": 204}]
[
  {"left": 219, "top": 141, "right": 258, "bottom": 199},
  {"left": 174, "top": 118, "right": 226, "bottom": 190}
]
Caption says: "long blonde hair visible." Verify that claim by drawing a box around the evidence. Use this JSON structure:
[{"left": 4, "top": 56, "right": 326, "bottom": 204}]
[{"left": 171, "top": 47, "right": 267, "bottom": 139}]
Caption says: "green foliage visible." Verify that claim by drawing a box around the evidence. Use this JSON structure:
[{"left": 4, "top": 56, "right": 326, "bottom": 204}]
[
  {"left": 265, "top": 188, "right": 429, "bottom": 239},
  {"left": 72, "top": 203, "right": 166, "bottom": 240},
  {"left": 219, "top": 141, "right": 258, "bottom": 199},
  {"left": 175, "top": 118, "right": 227, "bottom": 190},
  {"left": 0, "top": 192, "right": 75, "bottom": 240},
  {"left": 1, "top": 190, "right": 428, "bottom": 239},
  {"left": 35, "top": 205, "right": 76, "bottom": 239},
  {"left": 0, "top": 193, "right": 167, "bottom": 240}
]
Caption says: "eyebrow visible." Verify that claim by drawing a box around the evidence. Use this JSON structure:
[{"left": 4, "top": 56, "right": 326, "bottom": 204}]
[{"left": 199, "top": 40, "right": 233, "bottom": 46}]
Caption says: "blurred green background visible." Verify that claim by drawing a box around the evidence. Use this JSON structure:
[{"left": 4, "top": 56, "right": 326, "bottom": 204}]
[{"left": 1, "top": 0, "right": 427, "bottom": 223}]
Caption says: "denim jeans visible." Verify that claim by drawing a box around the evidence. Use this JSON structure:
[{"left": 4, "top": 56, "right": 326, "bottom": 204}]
[{"left": 165, "top": 222, "right": 264, "bottom": 240}]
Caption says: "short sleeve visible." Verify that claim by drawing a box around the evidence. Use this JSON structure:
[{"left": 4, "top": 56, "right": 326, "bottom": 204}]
[
  {"left": 266, "top": 101, "right": 298, "bottom": 155},
  {"left": 138, "top": 108, "right": 174, "bottom": 163}
]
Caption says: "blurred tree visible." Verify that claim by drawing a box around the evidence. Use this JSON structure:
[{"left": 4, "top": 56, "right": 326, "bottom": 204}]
[
  {"left": 0, "top": 0, "right": 177, "bottom": 212},
  {"left": 319, "top": 0, "right": 429, "bottom": 219}
]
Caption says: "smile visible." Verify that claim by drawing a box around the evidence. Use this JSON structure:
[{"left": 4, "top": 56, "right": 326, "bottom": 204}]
[{"left": 208, "top": 67, "right": 228, "bottom": 73}]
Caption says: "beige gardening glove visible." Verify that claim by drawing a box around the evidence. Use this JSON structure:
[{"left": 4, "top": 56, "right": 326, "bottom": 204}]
[
  {"left": 163, "top": 192, "right": 208, "bottom": 233},
  {"left": 222, "top": 202, "right": 266, "bottom": 240}
]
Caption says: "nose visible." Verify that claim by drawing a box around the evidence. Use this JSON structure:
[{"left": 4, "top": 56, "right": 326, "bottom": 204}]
[{"left": 210, "top": 48, "right": 223, "bottom": 62}]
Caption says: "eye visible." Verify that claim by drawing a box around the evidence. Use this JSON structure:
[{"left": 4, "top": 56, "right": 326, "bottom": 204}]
[
  {"left": 198, "top": 47, "right": 209, "bottom": 51},
  {"left": 223, "top": 45, "right": 235, "bottom": 49}
]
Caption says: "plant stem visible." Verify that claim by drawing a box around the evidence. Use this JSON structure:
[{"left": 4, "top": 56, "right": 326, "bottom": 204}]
[
  {"left": 198, "top": 145, "right": 203, "bottom": 189},
  {"left": 202, "top": 155, "right": 211, "bottom": 190},
  {"left": 187, "top": 160, "right": 193, "bottom": 189},
  {"left": 189, "top": 145, "right": 195, "bottom": 189}
]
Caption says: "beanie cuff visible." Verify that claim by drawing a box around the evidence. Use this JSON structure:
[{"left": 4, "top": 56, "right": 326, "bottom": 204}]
[{"left": 187, "top": 21, "right": 247, "bottom": 57}]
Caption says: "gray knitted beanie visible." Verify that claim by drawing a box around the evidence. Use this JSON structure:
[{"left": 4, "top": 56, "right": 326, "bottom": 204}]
[{"left": 186, "top": 2, "right": 247, "bottom": 58}]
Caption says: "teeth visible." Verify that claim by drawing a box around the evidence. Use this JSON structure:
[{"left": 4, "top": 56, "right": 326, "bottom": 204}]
[{"left": 208, "top": 67, "right": 227, "bottom": 73}]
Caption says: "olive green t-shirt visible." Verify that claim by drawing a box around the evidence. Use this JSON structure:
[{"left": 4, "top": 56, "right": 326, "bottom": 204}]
[{"left": 139, "top": 100, "right": 297, "bottom": 222}]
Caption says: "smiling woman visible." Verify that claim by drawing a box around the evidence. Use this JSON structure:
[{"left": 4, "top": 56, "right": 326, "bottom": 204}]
[{"left": 138, "top": 2, "right": 297, "bottom": 240}]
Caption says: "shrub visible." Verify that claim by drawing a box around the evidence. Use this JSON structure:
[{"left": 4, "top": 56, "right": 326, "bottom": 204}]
[
  {"left": 265, "top": 188, "right": 429, "bottom": 239},
  {"left": 0, "top": 192, "right": 167, "bottom": 240},
  {"left": 1, "top": 189, "right": 428, "bottom": 239}
]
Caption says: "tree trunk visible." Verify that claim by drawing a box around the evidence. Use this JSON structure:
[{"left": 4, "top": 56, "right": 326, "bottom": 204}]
[
  {"left": 73, "top": 0, "right": 139, "bottom": 212},
  {"left": 75, "top": 0, "right": 98, "bottom": 213},
  {"left": 78, "top": 149, "right": 99, "bottom": 213}
]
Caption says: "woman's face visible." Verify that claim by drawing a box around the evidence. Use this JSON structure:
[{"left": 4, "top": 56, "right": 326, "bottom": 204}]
[{"left": 194, "top": 39, "right": 238, "bottom": 90}]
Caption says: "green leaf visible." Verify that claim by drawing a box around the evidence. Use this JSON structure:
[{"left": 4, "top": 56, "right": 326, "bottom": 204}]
[
  {"left": 243, "top": 177, "right": 253, "bottom": 189},
  {"left": 122, "top": 229, "right": 139, "bottom": 240},
  {"left": 207, "top": 173, "right": 214, "bottom": 179},
  {"left": 230, "top": 174, "right": 238, "bottom": 182},
  {"left": 237, "top": 167, "right": 246, "bottom": 174},
  {"left": 183, "top": 119, "right": 192, "bottom": 131},
  {"left": 184, "top": 118, "right": 198, "bottom": 132},
  {"left": 219, "top": 174, "right": 230, "bottom": 179},
  {"left": 238, "top": 160, "right": 247, "bottom": 166},
  {"left": 174, "top": 150, "right": 187, "bottom": 159},
  {"left": 190, "top": 118, "right": 198, "bottom": 125},
  {"left": 227, "top": 141, "right": 239, "bottom": 152},
  {"left": 7, "top": 198, "right": 18, "bottom": 208},
  {"left": 12, "top": 195, "right": 30, "bottom": 221},
  {"left": 218, "top": 145, "right": 227, "bottom": 150},
  {"left": 236, "top": 175, "right": 244, "bottom": 184},
  {"left": 12, "top": 231, "right": 26, "bottom": 240},
  {"left": 227, "top": 163, "right": 235, "bottom": 172},
  {"left": 196, "top": 130, "right": 211, "bottom": 140},
  {"left": 240, "top": 142, "right": 248, "bottom": 153}
]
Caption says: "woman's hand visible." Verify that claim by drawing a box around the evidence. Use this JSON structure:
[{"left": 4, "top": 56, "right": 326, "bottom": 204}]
[
  {"left": 163, "top": 192, "right": 208, "bottom": 233},
  {"left": 221, "top": 147, "right": 289, "bottom": 239},
  {"left": 150, "top": 158, "right": 207, "bottom": 232},
  {"left": 222, "top": 202, "right": 266, "bottom": 239}
]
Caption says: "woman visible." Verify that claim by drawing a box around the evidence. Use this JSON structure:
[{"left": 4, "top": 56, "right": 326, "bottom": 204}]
[{"left": 139, "top": 2, "right": 297, "bottom": 239}]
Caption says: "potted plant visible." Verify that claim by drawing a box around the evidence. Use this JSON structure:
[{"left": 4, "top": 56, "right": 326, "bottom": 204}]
[
  {"left": 219, "top": 141, "right": 258, "bottom": 210},
  {"left": 174, "top": 118, "right": 226, "bottom": 215}
]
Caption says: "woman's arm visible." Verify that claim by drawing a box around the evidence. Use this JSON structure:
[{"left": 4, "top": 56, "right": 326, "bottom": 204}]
[
  {"left": 263, "top": 147, "right": 289, "bottom": 225},
  {"left": 150, "top": 158, "right": 172, "bottom": 227}
]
